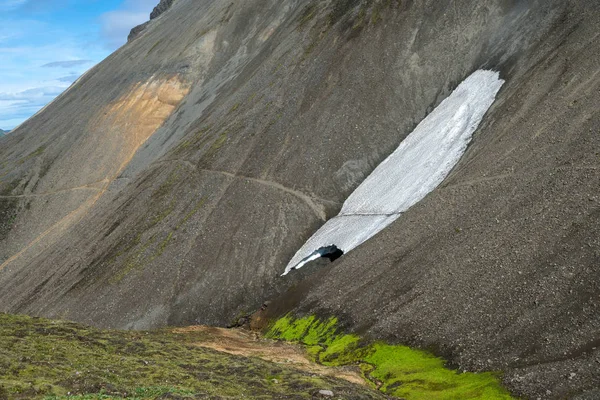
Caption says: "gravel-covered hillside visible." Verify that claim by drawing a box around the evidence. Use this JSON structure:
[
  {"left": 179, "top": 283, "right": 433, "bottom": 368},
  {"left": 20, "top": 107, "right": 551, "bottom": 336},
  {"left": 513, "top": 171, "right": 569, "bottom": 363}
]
[{"left": 0, "top": 1, "right": 598, "bottom": 398}]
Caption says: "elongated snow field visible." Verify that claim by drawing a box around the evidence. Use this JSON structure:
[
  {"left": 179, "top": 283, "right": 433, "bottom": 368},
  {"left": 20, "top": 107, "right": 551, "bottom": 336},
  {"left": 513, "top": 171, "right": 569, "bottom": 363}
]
[{"left": 283, "top": 70, "right": 505, "bottom": 275}]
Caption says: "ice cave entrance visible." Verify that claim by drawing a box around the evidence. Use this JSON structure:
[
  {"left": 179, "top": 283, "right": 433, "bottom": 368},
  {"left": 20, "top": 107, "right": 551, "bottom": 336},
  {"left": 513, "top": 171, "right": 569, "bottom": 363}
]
[{"left": 283, "top": 70, "right": 505, "bottom": 275}]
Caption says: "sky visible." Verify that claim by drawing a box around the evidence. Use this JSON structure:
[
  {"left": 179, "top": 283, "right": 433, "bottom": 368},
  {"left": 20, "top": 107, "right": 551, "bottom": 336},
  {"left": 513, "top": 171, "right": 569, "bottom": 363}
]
[{"left": 0, "top": 0, "right": 159, "bottom": 131}]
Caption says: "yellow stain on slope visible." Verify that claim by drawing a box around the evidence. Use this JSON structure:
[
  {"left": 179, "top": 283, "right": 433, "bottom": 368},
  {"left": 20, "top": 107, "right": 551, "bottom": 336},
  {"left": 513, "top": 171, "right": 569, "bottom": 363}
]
[
  {"left": 106, "top": 77, "right": 189, "bottom": 173},
  {"left": 0, "top": 77, "right": 190, "bottom": 271}
]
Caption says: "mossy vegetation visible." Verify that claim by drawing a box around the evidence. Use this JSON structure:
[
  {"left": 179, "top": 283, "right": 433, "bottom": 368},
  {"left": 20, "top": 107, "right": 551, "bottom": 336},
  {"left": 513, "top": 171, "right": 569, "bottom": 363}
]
[
  {"left": 298, "top": 0, "right": 397, "bottom": 62},
  {"left": 151, "top": 167, "right": 181, "bottom": 199},
  {"left": 328, "top": 0, "right": 362, "bottom": 26},
  {"left": 210, "top": 131, "right": 228, "bottom": 152},
  {"left": 266, "top": 315, "right": 514, "bottom": 400},
  {"left": 0, "top": 313, "right": 384, "bottom": 399},
  {"left": 228, "top": 102, "right": 240, "bottom": 113},
  {"left": 0, "top": 198, "right": 18, "bottom": 241},
  {"left": 310, "top": 0, "right": 398, "bottom": 33},
  {"left": 146, "top": 39, "right": 163, "bottom": 56},
  {"left": 297, "top": 3, "right": 318, "bottom": 29},
  {"left": 109, "top": 172, "right": 182, "bottom": 283},
  {"left": 175, "top": 125, "right": 212, "bottom": 154},
  {"left": 0, "top": 178, "right": 22, "bottom": 196},
  {"left": 17, "top": 145, "right": 46, "bottom": 165},
  {"left": 175, "top": 197, "right": 206, "bottom": 230},
  {"left": 109, "top": 234, "right": 157, "bottom": 284}
]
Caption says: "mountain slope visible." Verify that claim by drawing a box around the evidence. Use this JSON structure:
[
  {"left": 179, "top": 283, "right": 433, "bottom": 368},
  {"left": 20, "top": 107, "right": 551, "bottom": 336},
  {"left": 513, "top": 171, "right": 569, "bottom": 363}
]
[{"left": 0, "top": 1, "right": 598, "bottom": 398}]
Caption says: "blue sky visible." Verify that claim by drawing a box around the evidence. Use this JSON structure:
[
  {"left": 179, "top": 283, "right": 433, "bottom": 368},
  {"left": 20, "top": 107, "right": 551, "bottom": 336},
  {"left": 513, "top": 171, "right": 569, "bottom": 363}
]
[{"left": 0, "top": 0, "right": 158, "bottom": 130}]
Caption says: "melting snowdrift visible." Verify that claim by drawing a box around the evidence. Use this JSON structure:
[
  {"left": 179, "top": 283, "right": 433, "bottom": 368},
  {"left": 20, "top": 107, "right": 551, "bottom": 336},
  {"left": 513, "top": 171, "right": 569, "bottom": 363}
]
[{"left": 283, "top": 70, "right": 505, "bottom": 275}]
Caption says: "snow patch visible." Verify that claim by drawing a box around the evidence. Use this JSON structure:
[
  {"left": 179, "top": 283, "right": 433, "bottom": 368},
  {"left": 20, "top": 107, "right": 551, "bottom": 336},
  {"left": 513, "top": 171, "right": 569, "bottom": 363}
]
[{"left": 283, "top": 70, "right": 504, "bottom": 275}]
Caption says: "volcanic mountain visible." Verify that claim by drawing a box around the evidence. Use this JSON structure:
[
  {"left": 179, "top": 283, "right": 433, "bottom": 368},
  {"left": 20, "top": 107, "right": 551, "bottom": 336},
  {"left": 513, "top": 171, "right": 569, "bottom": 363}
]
[{"left": 0, "top": 0, "right": 598, "bottom": 398}]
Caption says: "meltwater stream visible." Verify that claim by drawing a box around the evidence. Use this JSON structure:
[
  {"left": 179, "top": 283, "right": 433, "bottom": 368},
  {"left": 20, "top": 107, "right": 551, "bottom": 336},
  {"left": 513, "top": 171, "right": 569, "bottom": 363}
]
[{"left": 283, "top": 70, "right": 505, "bottom": 275}]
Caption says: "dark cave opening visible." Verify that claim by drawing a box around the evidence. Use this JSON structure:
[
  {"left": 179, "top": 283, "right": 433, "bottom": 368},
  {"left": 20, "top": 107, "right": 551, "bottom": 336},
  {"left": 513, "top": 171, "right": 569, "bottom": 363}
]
[
  {"left": 317, "top": 245, "right": 344, "bottom": 261},
  {"left": 290, "top": 245, "right": 344, "bottom": 271}
]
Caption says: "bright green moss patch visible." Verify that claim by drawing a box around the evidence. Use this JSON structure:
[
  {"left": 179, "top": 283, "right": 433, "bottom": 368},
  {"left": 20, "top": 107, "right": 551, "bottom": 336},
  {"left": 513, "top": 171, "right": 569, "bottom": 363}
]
[
  {"left": 364, "top": 344, "right": 512, "bottom": 399},
  {"left": 266, "top": 315, "right": 514, "bottom": 399}
]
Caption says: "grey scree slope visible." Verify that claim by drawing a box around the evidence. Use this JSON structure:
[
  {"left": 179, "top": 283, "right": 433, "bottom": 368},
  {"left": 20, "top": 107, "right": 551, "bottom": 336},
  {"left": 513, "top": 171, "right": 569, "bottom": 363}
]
[{"left": 0, "top": 1, "right": 598, "bottom": 398}]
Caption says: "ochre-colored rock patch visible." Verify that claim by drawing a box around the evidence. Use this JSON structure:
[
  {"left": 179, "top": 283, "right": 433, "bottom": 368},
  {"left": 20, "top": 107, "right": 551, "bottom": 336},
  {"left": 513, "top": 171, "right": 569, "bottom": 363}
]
[{"left": 0, "top": 77, "right": 189, "bottom": 271}]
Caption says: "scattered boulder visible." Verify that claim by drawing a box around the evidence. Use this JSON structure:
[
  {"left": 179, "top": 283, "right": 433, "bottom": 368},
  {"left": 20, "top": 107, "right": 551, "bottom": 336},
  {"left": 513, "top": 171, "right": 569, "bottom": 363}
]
[
  {"left": 317, "top": 389, "right": 334, "bottom": 397},
  {"left": 250, "top": 301, "right": 272, "bottom": 331}
]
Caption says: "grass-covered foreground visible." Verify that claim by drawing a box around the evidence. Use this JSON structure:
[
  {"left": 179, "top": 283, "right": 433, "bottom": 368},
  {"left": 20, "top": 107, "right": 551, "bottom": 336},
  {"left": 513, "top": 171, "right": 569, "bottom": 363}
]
[
  {"left": 0, "top": 313, "right": 385, "bottom": 399},
  {"left": 266, "top": 315, "right": 514, "bottom": 400}
]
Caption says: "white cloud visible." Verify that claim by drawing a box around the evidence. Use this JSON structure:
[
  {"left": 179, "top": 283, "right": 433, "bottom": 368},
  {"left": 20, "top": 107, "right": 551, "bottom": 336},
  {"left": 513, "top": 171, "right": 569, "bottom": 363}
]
[
  {"left": 41, "top": 60, "right": 92, "bottom": 68},
  {"left": 0, "top": 40, "right": 101, "bottom": 130},
  {"left": 0, "top": 84, "right": 71, "bottom": 129},
  {"left": 100, "top": 10, "right": 149, "bottom": 49}
]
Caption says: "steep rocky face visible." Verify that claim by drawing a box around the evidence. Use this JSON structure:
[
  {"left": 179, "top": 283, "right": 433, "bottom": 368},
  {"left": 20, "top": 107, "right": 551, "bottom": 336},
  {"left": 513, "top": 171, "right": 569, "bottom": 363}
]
[
  {"left": 128, "top": 0, "right": 176, "bottom": 42},
  {"left": 150, "top": 0, "right": 176, "bottom": 20},
  {"left": 127, "top": 21, "right": 149, "bottom": 42},
  {"left": 0, "top": 0, "right": 598, "bottom": 398}
]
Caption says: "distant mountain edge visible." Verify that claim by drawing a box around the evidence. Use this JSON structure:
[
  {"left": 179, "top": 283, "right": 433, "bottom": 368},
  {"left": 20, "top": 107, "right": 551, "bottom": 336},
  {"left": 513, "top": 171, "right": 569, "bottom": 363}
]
[{"left": 128, "top": 0, "right": 175, "bottom": 42}]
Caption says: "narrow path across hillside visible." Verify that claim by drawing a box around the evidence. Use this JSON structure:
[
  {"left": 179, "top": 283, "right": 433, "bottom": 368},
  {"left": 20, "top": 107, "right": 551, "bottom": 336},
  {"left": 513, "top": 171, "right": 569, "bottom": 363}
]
[
  {"left": 0, "top": 179, "right": 108, "bottom": 199},
  {"left": 443, "top": 164, "right": 599, "bottom": 189},
  {"left": 158, "top": 158, "right": 338, "bottom": 221}
]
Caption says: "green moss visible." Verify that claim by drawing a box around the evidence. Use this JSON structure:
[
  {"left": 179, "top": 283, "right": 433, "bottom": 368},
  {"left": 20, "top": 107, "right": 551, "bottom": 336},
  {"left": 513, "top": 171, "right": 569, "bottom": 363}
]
[
  {"left": 0, "top": 198, "right": 18, "bottom": 241},
  {"left": 266, "top": 315, "right": 514, "bottom": 399},
  {"left": 352, "top": 5, "right": 368, "bottom": 30},
  {"left": 45, "top": 387, "right": 194, "bottom": 400},
  {"left": 110, "top": 235, "right": 157, "bottom": 284},
  {"left": 328, "top": 0, "right": 361, "bottom": 26},
  {"left": 175, "top": 139, "right": 191, "bottom": 152},
  {"left": 0, "top": 178, "right": 21, "bottom": 196},
  {"left": 370, "top": 0, "right": 394, "bottom": 25},
  {"left": 176, "top": 197, "right": 207, "bottom": 230},
  {"left": 146, "top": 39, "right": 162, "bottom": 56},
  {"left": 152, "top": 167, "right": 181, "bottom": 199},
  {"left": 0, "top": 313, "right": 381, "bottom": 399},
  {"left": 266, "top": 315, "right": 336, "bottom": 346},
  {"left": 229, "top": 102, "right": 240, "bottom": 113},
  {"left": 106, "top": 232, "right": 142, "bottom": 266},
  {"left": 213, "top": 132, "right": 228, "bottom": 149},
  {"left": 152, "top": 201, "right": 175, "bottom": 225},
  {"left": 154, "top": 232, "right": 173, "bottom": 258},
  {"left": 370, "top": 7, "right": 381, "bottom": 25},
  {"left": 202, "top": 131, "right": 228, "bottom": 160},
  {"left": 298, "top": 3, "right": 318, "bottom": 29},
  {"left": 247, "top": 92, "right": 258, "bottom": 103},
  {"left": 17, "top": 146, "right": 46, "bottom": 165},
  {"left": 109, "top": 169, "right": 184, "bottom": 282},
  {"left": 185, "top": 125, "right": 213, "bottom": 148}
]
